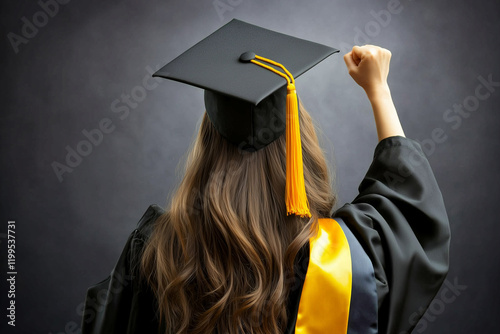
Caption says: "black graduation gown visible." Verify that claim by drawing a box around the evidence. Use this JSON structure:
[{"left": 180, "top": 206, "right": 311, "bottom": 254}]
[{"left": 81, "top": 136, "right": 450, "bottom": 334}]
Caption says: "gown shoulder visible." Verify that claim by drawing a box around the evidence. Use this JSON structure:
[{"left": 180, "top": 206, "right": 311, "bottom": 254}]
[
  {"left": 333, "top": 136, "right": 451, "bottom": 334},
  {"left": 81, "top": 205, "right": 164, "bottom": 334}
]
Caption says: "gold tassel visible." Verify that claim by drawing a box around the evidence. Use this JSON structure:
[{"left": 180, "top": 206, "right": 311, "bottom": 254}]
[
  {"left": 247, "top": 54, "right": 311, "bottom": 218},
  {"left": 285, "top": 84, "right": 310, "bottom": 217}
]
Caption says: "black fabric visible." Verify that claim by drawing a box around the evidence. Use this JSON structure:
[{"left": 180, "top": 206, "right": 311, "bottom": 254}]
[
  {"left": 81, "top": 136, "right": 450, "bottom": 333},
  {"left": 334, "top": 136, "right": 451, "bottom": 334},
  {"left": 204, "top": 86, "right": 287, "bottom": 151},
  {"left": 153, "top": 19, "right": 337, "bottom": 105},
  {"left": 337, "top": 218, "right": 378, "bottom": 334},
  {"left": 81, "top": 205, "right": 164, "bottom": 334}
]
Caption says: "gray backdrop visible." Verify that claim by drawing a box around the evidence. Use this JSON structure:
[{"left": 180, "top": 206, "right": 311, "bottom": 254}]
[{"left": 1, "top": 0, "right": 499, "bottom": 333}]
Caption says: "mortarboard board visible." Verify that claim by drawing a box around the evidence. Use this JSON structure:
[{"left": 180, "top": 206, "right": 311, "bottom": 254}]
[{"left": 153, "top": 19, "right": 338, "bottom": 217}]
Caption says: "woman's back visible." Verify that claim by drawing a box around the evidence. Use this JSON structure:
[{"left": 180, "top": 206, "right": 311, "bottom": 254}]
[
  {"left": 81, "top": 20, "right": 450, "bottom": 334},
  {"left": 140, "top": 108, "right": 335, "bottom": 333}
]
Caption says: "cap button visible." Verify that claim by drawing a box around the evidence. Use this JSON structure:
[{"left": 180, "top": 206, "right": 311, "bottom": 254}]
[{"left": 239, "top": 51, "right": 256, "bottom": 63}]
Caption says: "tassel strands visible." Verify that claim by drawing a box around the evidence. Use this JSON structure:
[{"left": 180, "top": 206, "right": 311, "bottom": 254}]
[
  {"left": 285, "top": 84, "right": 310, "bottom": 217},
  {"left": 249, "top": 55, "right": 311, "bottom": 218}
]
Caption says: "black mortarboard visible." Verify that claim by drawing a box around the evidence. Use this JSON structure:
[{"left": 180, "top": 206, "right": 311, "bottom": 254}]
[
  {"left": 153, "top": 19, "right": 338, "bottom": 151},
  {"left": 153, "top": 19, "right": 338, "bottom": 217}
]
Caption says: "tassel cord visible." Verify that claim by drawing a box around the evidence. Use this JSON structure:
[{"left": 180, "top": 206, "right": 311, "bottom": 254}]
[{"left": 248, "top": 55, "right": 311, "bottom": 218}]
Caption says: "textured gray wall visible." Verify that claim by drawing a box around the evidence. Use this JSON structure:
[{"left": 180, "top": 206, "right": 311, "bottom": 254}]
[{"left": 1, "top": 0, "right": 499, "bottom": 333}]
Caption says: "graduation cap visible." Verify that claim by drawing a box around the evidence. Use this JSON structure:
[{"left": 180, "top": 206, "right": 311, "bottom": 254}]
[{"left": 153, "top": 19, "right": 338, "bottom": 217}]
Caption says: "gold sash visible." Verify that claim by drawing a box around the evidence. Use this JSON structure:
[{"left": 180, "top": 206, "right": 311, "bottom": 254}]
[{"left": 295, "top": 218, "right": 352, "bottom": 333}]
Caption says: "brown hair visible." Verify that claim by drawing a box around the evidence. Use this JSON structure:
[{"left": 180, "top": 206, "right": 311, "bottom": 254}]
[{"left": 141, "top": 102, "right": 336, "bottom": 333}]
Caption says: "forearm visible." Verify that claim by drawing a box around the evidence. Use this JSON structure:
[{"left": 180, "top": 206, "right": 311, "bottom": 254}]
[
  {"left": 366, "top": 84, "right": 405, "bottom": 142},
  {"left": 343, "top": 45, "right": 405, "bottom": 141}
]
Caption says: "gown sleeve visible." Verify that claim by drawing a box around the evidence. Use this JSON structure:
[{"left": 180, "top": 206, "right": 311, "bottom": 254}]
[
  {"left": 81, "top": 205, "right": 164, "bottom": 334},
  {"left": 333, "top": 136, "right": 451, "bottom": 334}
]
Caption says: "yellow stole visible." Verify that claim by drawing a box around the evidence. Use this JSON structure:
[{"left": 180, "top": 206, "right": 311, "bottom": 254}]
[{"left": 295, "top": 218, "right": 352, "bottom": 333}]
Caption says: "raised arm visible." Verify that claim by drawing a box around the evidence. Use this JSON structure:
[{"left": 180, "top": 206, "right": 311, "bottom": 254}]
[{"left": 344, "top": 45, "right": 405, "bottom": 142}]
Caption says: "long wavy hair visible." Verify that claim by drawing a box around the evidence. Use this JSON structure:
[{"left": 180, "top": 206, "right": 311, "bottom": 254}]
[{"left": 141, "top": 101, "right": 336, "bottom": 333}]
